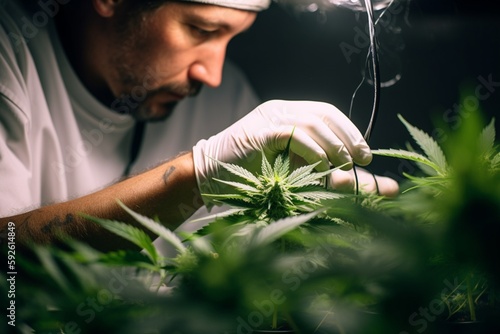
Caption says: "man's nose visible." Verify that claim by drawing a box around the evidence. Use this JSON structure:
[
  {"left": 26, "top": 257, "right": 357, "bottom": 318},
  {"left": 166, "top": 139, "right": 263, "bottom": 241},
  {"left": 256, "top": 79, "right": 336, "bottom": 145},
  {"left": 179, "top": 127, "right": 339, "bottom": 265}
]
[{"left": 188, "top": 44, "right": 226, "bottom": 88}]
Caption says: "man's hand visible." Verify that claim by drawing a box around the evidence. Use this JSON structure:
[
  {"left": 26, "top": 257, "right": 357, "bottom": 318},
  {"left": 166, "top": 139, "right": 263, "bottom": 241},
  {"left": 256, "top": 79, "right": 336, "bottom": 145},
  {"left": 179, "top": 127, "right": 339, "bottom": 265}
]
[{"left": 193, "top": 100, "right": 398, "bottom": 207}]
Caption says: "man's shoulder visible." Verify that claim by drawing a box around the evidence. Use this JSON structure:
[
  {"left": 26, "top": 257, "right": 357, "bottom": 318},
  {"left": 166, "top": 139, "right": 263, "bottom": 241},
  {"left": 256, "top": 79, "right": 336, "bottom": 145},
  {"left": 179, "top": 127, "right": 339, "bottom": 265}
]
[
  {"left": 0, "top": 1, "right": 33, "bottom": 122},
  {"left": 0, "top": 0, "right": 61, "bottom": 121}
]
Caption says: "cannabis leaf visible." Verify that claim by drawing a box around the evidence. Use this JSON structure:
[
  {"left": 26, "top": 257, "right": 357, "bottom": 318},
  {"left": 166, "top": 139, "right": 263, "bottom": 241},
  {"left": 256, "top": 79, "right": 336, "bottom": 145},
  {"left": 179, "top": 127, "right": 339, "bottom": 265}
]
[
  {"left": 117, "top": 200, "right": 187, "bottom": 254},
  {"left": 479, "top": 118, "right": 496, "bottom": 155},
  {"left": 372, "top": 149, "right": 442, "bottom": 175},
  {"left": 373, "top": 113, "right": 498, "bottom": 194},
  {"left": 372, "top": 114, "right": 449, "bottom": 176},
  {"left": 398, "top": 114, "right": 448, "bottom": 174},
  {"left": 249, "top": 210, "right": 324, "bottom": 248},
  {"left": 82, "top": 214, "right": 160, "bottom": 263},
  {"left": 491, "top": 152, "right": 500, "bottom": 171}
]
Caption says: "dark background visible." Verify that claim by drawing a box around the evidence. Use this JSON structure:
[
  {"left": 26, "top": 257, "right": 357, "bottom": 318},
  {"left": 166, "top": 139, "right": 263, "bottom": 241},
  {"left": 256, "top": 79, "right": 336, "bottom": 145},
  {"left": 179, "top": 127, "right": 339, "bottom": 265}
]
[{"left": 227, "top": 0, "right": 500, "bottom": 179}]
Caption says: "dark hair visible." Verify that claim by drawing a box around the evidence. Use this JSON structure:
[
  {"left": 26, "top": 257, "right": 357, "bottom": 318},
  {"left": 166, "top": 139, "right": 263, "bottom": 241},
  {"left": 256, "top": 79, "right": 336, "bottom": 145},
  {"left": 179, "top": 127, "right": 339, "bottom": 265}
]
[
  {"left": 126, "top": 0, "right": 171, "bottom": 11},
  {"left": 19, "top": 0, "right": 170, "bottom": 15}
]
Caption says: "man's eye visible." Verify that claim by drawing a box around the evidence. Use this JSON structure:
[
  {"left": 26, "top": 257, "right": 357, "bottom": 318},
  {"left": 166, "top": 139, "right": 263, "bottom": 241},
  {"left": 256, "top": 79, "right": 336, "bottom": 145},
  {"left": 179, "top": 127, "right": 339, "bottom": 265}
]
[{"left": 191, "top": 26, "right": 216, "bottom": 37}]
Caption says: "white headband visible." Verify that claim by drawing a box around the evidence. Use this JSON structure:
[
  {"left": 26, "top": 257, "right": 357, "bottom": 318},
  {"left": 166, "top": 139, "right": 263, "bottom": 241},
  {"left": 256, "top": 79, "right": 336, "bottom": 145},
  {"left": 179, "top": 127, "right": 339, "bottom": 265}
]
[{"left": 179, "top": 0, "right": 271, "bottom": 11}]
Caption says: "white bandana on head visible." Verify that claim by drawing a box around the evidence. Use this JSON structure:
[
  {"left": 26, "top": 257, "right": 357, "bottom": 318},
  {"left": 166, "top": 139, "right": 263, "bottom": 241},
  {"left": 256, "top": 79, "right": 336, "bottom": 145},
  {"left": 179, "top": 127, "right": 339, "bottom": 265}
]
[{"left": 179, "top": 0, "right": 271, "bottom": 11}]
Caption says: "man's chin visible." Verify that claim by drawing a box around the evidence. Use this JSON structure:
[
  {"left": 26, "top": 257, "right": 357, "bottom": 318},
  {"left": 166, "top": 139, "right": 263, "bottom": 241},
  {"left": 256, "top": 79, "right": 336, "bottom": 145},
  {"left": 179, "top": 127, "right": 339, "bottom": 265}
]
[{"left": 133, "top": 101, "right": 179, "bottom": 122}]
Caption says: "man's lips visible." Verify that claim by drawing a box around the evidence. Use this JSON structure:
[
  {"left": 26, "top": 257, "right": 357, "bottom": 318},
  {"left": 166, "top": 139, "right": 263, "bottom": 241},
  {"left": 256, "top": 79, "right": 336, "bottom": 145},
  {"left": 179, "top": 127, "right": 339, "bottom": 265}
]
[
  {"left": 151, "top": 91, "right": 185, "bottom": 104},
  {"left": 144, "top": 81, "right": 201, "bottom": 107},
  {"left": 170, "top": 92, "right": 186, "bottom": 101}
]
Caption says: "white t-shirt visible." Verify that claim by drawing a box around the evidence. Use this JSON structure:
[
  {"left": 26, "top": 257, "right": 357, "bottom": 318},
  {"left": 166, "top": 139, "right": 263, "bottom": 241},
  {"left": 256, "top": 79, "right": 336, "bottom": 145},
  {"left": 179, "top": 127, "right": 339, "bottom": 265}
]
[{"left": 0, "top": 1, "right": 260, "bottom": 240}]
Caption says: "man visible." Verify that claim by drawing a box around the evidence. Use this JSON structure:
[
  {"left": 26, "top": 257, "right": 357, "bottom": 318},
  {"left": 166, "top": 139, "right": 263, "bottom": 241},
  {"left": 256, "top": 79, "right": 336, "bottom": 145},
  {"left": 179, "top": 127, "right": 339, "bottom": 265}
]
[{"left": 0, "top": 0, "right": 398, "bottom": 252}]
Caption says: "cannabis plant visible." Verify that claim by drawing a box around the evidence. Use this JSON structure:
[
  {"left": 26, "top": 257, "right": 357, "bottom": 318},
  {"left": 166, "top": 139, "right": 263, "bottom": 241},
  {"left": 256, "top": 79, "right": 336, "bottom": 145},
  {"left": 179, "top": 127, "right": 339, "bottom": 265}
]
[
  {"left": 17, "top": 115, "right": 500, "bottom": 333},
  {"left": 91, "top": 195, "right": 333, "bottom": 326},
  {"left": 187, "top": 147, "right": 435, "bottom": 332},
  {"left": 82, "top": 148, "right": 396, "bottom": 332},
  {"left": 372, "top": 107, "right": 500, "bottom": 327}
]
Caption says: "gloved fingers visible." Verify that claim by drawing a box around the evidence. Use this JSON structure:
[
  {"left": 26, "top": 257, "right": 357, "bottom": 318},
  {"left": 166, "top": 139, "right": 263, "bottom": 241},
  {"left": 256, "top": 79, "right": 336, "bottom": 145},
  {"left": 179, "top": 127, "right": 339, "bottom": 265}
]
[
  {"left": 329, "top": 167, "right": 399, "bottom": 197},
  {"left": 282, "top": 116, "right": 356, "bottom": 170},
  {"left": 373, "top": 174, "right": 400, "bottom": 197},
  {"left": 304, "top": 101, "right": 372, "bottom": 166},
  {"left": 316, "top": 105, "right": 372, "bottom": 166},
  {"left": 266, "top": 126, "right": 330, "bottom": 171}
]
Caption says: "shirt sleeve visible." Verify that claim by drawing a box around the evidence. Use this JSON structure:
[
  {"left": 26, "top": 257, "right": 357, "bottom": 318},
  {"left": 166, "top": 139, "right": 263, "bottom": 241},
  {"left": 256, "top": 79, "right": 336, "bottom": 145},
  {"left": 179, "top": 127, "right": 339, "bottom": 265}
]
[{"left": 0, "top": 7, "right": 38, "bottom": 217}]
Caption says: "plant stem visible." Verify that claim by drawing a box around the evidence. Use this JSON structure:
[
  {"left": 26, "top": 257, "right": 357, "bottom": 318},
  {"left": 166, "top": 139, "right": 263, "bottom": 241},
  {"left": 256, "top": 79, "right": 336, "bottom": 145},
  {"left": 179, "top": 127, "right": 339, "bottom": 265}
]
[
  {"left": 466, "top": 274, "right": 477, "bottom": 321},
  {"left": 272, "top": 307, "right": 278, "bottom": 329},
  {"left": 271, "top": 238, "right": 286, "bottom": 330}
]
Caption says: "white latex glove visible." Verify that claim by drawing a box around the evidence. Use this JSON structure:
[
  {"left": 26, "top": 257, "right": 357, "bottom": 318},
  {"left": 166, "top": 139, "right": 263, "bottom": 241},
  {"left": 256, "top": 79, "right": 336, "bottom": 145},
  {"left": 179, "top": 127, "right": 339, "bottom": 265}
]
[
  {"left": 328, "top": 167, "right": 399, "bottom": 197},
  {"left": 193, "top": 100, "right": 397, "bottom": 207}
]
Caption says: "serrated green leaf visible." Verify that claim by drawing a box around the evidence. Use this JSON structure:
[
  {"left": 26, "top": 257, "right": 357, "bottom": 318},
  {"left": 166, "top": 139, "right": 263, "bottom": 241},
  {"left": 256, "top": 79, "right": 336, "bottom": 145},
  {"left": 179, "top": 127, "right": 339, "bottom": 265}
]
[
  {"left": 479, "top": 117, "right": 496, "bottom": 155},
  {"left": 212, "top": 178, "right": 260, "bottom": 193},
  {"left": 403, "top": 142, "right": 437, "bottom": 176},
  {"left": 398, "top": 114, "right": 448, "bottom": 173},
  {"left": 213, "top": 199, "right": 258, "bottom": 210},
  {"left": 294, "top": 190, "right": 344, "bottom": 201},
  {"left": 261, "top": 151, "right": 274, "bottom": 179},
  {"left": 213, "top": 159, "right": 262, "bottom": 186},
  {"left": 84, "top": 214, "right": 159, "bottom": 263},
  {"left": 250, "top": 210, "right": 322, "bottom": 247},
  {"left": 188, "top": 207, "right": 245, "bottom": 223},
  {"left": 288, "top": 171, "right": 327, "bottom": 188},
  {"left": 273, "top": 153, "right": 289, "bottom": 178},
  {"left": 97, "top": 250, "right": 158, "bottom": 271},
  {"left": 288, "top": 163, "right": 347, "bottom": 188},
  {"left": 372, "top": 149, "right": 442, "bottom": 174},
  {"left": 201, "top": 193, "right": 255, "bottom": 206},
  {"left": 401, "top": 173, "right": 450, "bottom": 193},
  {"left": 285, "top": 161, "right": 322, "bottom": 184},
  {"left": 491, "top": 151, "right": 500, "bottom": 170},
  {"left": 309, "top": 167, "right": 341, "bottom": 180},
  {"left": 194, "top": 215, "right": 252, "bottom": 237},
  {"left": 117, "top": 201, "right": 186, "bottom": 254}
]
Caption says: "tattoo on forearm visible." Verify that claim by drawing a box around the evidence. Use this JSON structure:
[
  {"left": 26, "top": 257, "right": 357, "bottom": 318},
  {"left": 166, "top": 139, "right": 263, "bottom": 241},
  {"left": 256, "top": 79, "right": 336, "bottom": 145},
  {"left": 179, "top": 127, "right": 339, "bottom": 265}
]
[
  {"left": 163, "top": 166, "right": 176, "bottom": 185},
  {"left": 41, "top": 214, "right": 76, "bottom": 234},
  {"left": 19, "top": 214, "right": 34, "bottom": 239}
]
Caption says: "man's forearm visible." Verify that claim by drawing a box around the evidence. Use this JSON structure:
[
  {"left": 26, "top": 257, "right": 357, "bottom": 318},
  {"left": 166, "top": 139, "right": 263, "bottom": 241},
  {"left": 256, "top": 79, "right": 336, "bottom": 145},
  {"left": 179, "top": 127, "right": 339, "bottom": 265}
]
[{"left": 0, "top": 152, "right": 203, "bottom": 252}]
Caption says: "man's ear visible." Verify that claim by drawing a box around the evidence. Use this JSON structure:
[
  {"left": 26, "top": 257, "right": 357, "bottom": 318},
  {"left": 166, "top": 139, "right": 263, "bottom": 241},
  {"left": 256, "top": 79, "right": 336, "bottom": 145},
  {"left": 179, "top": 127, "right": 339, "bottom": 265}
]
[{"left": 92, "top": 0, "right": 123, "bottom": 18}]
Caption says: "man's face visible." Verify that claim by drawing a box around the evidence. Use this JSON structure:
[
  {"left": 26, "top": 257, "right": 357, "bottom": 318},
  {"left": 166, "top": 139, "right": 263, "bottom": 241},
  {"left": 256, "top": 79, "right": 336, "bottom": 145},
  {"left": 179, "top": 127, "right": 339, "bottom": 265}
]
[{"left": 104, "top": 2, "right": 256, "bottom": 121}]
